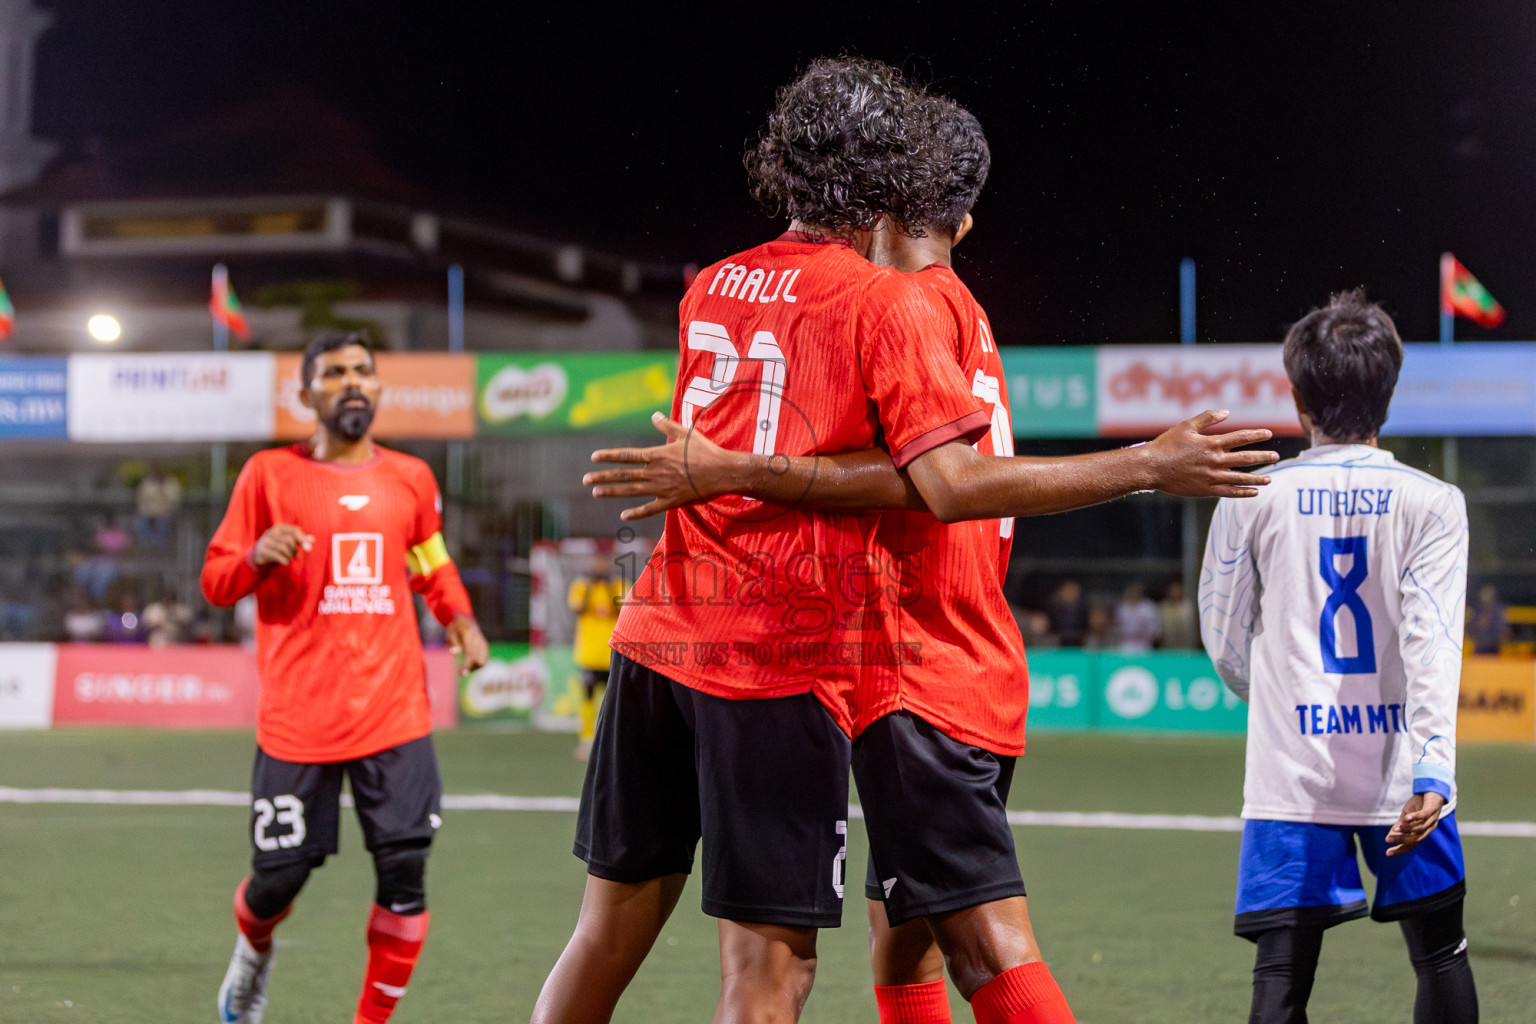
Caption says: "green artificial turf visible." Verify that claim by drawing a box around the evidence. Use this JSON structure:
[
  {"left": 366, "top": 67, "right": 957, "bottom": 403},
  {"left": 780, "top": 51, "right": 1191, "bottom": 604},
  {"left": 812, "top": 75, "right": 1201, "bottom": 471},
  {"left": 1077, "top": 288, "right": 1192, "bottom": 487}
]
[{"left": 0, "top": 730, "right": 1531, "bottom": 1023}]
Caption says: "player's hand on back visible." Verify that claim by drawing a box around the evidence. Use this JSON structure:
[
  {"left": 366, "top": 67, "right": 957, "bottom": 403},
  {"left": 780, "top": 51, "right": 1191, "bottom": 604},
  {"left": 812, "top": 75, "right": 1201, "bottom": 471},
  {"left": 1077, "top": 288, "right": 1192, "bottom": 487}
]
[
  {"left": 1146, "top": 409, "right": 1280, "bottom": 498},
  {"left": 447, "top": 613, "right": 489, "bottom": 676},
  {"left": 585, "top": 412, "right": 738, "bottom": 521},
  {"left": 253, "top": 524, "right": 315, "bottom": 567},
  {"left": 1385, "top": 792, "right": 1447, "bottom": 856}
]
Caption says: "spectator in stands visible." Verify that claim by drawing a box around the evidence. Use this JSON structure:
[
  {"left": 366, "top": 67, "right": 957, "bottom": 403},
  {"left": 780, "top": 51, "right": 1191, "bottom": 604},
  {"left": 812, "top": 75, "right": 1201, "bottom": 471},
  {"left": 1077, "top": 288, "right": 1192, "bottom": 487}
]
[
  {"left": 1158, "top": 578, "right": 1196, "bottom": 649},
  {"left": 102, "top": 590, "right": 145, "bottom": 643},
  {"left": 1046, "top": 578, "right": 1089, "bottom": 646},
  {"left": 62, "top": 588, "right": 105, "bottom": 643},
  {"left": 1115, "top": 583, "right": 1161, "bottom": 652},
  {"left": 69, "top": 543, "right": 119, "bottom": 603},
  {"left": 136, "top": 464, "right": 183, "bottom": 549},
  {"left": 143, "top": 589, "right": 193, "bottom": 647},
  {"left": 1083, "top": 601, "right": 1117, "bottom": 649},
  {"left": 1467, "top": 584, "right": 1508, "bottom": 655}
]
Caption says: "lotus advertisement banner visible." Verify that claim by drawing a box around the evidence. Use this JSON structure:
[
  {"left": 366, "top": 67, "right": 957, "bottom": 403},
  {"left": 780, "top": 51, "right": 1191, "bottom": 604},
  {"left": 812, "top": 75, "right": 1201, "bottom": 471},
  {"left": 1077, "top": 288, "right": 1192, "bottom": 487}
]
[
  {"left": 67, "top": 352, "right": 276, "bottom": 441},
  {"left": 999, "top": 347, "right": 1097, "bottom": 439},
  {"left": 274, "top": 352, "right": 476, "bottom": 440},
  {"left": 476, "top": 353, "right": 677, "bottom": 436},
  {"left": 1094, "top": 652, "right": 1248, "bottom": 733},
  {"left": 0, "top": 357, "right": 67, "bottom": 439},
  {"left": 1023, "top": 649, "right": 1093, "bottom": 731}
]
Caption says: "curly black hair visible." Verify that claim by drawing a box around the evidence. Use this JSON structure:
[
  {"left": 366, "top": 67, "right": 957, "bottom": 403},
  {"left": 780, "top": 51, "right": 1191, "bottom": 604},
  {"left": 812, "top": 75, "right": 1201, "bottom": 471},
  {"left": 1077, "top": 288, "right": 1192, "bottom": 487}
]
[
  {"left": 746, "top": 56, "right": 961, "bottom": 234},
  {"left": 909, "top": 93, "right": 991, "bottom": 233},
  {"left": 1282, "top": 288, "right": 1404, "bottom": 442}
]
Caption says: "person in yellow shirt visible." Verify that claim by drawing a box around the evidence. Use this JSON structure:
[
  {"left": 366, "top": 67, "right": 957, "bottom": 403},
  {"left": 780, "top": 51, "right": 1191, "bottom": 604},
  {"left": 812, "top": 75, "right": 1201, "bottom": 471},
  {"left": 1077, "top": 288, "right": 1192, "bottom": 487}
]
[{"left": 568, "top": 567, "right": 624, "bottom": 761}]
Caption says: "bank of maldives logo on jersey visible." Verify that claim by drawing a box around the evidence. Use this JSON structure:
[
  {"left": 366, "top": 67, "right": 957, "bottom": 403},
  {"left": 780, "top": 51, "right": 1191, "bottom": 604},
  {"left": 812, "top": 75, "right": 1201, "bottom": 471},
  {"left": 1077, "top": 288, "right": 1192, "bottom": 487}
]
[{"left": 319, "top": 533, "right": 396, "bottom": 615}]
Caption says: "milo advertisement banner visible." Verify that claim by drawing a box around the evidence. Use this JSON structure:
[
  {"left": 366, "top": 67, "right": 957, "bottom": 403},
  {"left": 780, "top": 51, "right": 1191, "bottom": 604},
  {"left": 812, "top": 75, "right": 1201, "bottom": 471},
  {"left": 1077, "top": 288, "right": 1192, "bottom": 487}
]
[
  {"left": 458, "top": 643, "right": 548, "bottom": 726},
  {"left": 476, "top": 352, "right": 678, "bottom": 436},
  {"left": 458, "top": 642, "right": 583, "bottom": 729}
]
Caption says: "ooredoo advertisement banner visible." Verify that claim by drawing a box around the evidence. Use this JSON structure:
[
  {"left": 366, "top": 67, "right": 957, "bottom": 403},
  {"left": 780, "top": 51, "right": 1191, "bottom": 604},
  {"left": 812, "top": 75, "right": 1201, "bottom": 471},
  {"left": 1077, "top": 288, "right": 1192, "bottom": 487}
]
[
  {"left": 67, "top": 353, "right": 275, "bottom": 441},
  {"left": 0, "top": 644, "right": 58, "bottom": 729},
  {"left": 1096, "top": 344, "right": 1300, "bottom": 437},
  {"left": 51, "top": 644, "right": 261, "bottom": 728},
  {"left": 273, "top": 353, "right": 476, "bottom": 440}
]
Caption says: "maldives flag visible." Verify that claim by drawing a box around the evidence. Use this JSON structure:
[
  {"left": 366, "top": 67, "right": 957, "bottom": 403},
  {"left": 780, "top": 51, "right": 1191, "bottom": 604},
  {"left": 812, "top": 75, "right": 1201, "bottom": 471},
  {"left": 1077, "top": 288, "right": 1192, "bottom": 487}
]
[
  {"left": 0, "top": 276, "right": 12, "bottom": 340},
  {"left": 1441, "top": 252, "right": 1505, "bottom": 328},
  {"left": 210, "top": 263, "right": 251, "bottom": 340}
]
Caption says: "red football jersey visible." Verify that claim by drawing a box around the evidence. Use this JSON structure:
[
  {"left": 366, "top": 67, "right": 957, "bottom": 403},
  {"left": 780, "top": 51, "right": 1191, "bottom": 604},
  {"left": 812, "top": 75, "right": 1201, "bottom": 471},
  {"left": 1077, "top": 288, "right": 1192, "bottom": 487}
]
[
  {"left": 202, "top": 444, "right": 472, "bottom": 762},
  {"left": 612, "top": 234, "right": 988, "bottom": 729},
  {"left": 854, "top": 265, "right": 1030, "bottom": 755}
]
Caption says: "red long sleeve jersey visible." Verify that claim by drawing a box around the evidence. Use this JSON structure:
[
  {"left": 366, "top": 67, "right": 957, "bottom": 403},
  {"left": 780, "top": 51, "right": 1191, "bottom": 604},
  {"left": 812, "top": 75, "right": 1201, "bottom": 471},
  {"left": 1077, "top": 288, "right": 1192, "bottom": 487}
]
[
  {"left": 857, "top": 266, "right": 1030, "bottom": 756},
  {"left": 612, "top": 234, "right": 988, "bottom": 732},
  {"left": 202, "top": 444, "right": 472, "bottom": 763}
]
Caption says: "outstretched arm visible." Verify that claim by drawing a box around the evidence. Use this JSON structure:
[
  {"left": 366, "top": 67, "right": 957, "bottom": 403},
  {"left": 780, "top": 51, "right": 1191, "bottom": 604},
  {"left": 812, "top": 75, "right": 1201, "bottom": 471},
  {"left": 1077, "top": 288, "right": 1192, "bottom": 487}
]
[{"left": 586, "top": 410, "right": 1277, "bottom": 522}]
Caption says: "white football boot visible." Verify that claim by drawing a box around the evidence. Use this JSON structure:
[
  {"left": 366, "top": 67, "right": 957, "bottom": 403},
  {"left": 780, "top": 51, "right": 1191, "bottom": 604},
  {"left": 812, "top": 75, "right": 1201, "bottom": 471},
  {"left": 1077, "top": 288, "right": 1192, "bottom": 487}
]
[{"left": 216, "top": 933, "right": 273, "bottom": 1024}]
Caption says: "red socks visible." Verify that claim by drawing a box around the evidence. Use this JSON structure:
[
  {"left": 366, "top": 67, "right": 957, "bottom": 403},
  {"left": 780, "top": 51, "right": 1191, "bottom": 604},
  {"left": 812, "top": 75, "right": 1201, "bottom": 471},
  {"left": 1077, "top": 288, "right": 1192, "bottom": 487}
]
[
  {"left": 354, "top": 904, "right": 430, "bottom": 1024},
  {"left": 876, "top": 979, "right": 953, "bottom": 1023},
  {"left": 970, "top": 963, "right": 1075, "bottom": 1024},
  {"left": 233, "top": 876, "right": 292, "bottom": 953}
]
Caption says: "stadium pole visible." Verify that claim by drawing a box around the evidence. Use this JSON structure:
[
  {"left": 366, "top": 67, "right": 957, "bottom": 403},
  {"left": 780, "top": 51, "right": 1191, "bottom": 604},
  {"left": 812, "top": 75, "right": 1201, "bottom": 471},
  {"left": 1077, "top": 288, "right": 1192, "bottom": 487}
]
[
  {"left": 1438, "top": 254, "right": 1459, "bottom": 483},
  {"left": 445, "top": 264, "right": 466, "bottom": 553},
  {"left": 1179, "top": 258, "right": 1200, "bottom": 604},
  {"left": 210, "top": 296, "right": 228, "bottom": 502}
]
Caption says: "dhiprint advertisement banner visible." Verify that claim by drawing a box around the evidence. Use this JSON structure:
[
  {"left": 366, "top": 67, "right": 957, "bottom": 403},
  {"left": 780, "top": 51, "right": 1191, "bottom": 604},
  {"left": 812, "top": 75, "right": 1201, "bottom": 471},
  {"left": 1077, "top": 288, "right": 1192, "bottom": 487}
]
[
  {"left": 0, "top": 644, "right": 57, "bottom": 729},
  {"left": 67, "top": 352, "right": 275, "bottom": 441},
  {"left": 999, "top": 347, "right": 1097, "bottom": 439},
  {"left": 476, "top": 353, "right": 678, "bottom": 436},
  {"left": 274, "top": 352, "right": 476, "bottom": 441},
  {"left": 1095, "top": 344, "right": 1301, "bottom": 437},
  {"left": 0, "top": 357, "right": 67, "bottom": 439}
]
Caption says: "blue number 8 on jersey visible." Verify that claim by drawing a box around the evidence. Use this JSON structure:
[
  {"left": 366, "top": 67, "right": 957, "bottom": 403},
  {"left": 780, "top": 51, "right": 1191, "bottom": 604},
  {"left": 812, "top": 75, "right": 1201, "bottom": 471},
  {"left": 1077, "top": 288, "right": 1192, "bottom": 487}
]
[{"left": 1319, "top": 536, "right": 1375, "bottom": 674}]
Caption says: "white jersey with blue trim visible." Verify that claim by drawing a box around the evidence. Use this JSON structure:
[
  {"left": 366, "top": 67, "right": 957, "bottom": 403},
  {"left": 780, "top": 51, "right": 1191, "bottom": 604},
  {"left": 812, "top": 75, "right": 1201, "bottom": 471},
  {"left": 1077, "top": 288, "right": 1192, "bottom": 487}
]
[{"left": 1199, "top": 443, "right": 1468, "bottom": 825}]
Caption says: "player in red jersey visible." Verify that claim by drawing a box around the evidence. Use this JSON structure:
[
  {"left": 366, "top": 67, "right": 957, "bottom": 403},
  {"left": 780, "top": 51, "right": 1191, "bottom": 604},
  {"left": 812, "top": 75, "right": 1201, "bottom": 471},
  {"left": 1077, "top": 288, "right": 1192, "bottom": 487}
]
[
  {"left": 201, "top": 332, "right": 488, "bottom": 1024},
  {"left": 531, "top": 58, "right": 1003, "bottom": 1024},
  {"left": 585, "top": 93, "right": 1279, "bottom": 1024}
]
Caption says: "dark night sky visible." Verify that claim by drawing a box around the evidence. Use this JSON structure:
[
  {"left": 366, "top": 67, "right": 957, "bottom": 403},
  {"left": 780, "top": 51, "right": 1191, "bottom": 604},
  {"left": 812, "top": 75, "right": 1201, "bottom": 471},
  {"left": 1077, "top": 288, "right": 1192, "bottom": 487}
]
[{"left": 29, "top": 2, "right": 1536, "bottom": 344}]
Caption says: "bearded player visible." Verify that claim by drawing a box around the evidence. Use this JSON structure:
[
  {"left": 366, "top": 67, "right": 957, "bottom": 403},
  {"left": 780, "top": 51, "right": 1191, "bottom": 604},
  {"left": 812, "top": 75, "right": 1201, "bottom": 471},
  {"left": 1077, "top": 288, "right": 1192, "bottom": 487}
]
[
  {"left": 202, "top": 331, "right": 488, "bottom": 1024},
  {"left": 585, "top": 90, "right": 1279, "bottom": 1023}
]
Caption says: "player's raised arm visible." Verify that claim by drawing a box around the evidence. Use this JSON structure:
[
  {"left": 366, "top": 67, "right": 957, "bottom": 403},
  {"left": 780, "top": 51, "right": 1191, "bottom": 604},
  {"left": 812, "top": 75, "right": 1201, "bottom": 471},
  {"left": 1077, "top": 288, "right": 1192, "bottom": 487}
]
[
  {"left": 202, "top": 461, "right": 291, "bottom": 606},
  {"left": 586, "top": 409, "right": 1276, "bottom": 521}
]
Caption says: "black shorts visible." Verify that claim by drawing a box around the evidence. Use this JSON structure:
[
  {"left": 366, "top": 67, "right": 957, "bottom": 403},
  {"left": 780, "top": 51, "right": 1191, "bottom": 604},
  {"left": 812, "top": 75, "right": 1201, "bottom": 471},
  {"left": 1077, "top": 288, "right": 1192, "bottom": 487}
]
[
  {"left": 854, "top": 710, "right": 1026, "bottom": 926},
  {"left": 575, "top": 653, "right": 852, "bottom": 928},
  {"left": 248, "top": 733, "right": 442, "bottom": 870}
]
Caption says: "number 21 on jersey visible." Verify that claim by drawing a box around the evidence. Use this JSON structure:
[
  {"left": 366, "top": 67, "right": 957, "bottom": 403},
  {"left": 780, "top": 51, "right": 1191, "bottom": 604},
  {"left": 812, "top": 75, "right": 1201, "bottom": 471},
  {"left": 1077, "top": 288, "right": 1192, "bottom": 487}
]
[{"left": 680, "top": 320, "right": 787, "bottom": 456}]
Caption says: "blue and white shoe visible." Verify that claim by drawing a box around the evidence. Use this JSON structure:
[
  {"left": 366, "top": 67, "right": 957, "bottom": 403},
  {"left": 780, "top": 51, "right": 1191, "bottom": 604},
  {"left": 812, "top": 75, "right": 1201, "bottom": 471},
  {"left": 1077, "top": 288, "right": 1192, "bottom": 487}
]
[{"left": 216, "top": 934, "right": 273, "bottom": 1024}]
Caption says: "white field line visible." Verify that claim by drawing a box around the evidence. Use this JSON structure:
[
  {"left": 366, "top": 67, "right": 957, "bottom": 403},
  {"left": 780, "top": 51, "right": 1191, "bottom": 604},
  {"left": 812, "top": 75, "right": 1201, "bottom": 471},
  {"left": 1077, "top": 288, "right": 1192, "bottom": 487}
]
[{"left": 1, "top": 787, "right": 1532, "bottom": 838}]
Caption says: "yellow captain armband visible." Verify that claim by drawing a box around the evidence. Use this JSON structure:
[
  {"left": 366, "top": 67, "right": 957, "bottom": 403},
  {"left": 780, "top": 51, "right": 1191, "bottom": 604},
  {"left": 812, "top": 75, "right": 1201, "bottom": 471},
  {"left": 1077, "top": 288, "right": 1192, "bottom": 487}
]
[{"left": 406, "top": 532, "right": 452, "bottom": 577}]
